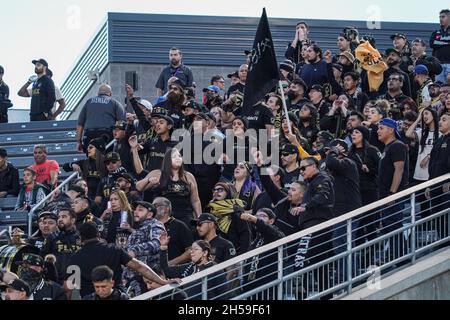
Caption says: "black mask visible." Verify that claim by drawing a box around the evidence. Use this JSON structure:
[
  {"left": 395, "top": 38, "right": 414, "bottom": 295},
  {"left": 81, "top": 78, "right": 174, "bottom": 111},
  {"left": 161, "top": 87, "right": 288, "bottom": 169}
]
[
  {"left": 287, "top": 90, "right": 298, "bottom": 100},
  {"left": 20, "top": 267, "right": 42, "bottom": 292}
]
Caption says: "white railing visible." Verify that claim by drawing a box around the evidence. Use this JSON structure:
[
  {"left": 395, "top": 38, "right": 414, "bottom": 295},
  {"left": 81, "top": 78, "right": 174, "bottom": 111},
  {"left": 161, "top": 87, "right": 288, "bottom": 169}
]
[
  {"left": 27, "top": 172, "right": 80, "bottom": 235},
  {"left": 133, "top": 173, "right": 450, "bottom": 300}
]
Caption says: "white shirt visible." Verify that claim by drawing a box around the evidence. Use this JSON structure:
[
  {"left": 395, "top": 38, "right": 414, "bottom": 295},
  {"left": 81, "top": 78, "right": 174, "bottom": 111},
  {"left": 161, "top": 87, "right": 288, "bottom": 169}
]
[{"left": 413, "top": 128, "right": 441, "bottom": 181}]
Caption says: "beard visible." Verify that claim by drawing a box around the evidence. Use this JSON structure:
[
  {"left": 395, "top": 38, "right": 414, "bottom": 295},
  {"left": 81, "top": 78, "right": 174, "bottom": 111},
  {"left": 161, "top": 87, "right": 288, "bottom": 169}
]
[
  {"left": 167, "top": 91, "right": 184, "bottom": 106},
  {"left": 287, "top": 91, "right": 299, "bottom": 100},
  {"left": 387, "top": 60, "right": 399, "bottom": 68}
]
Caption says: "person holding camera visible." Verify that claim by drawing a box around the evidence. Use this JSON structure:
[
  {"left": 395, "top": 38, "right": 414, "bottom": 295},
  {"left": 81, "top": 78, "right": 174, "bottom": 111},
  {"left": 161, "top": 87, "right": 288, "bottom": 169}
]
[{"left": 320, "top": 93, "right": 353, "bottom": 138}]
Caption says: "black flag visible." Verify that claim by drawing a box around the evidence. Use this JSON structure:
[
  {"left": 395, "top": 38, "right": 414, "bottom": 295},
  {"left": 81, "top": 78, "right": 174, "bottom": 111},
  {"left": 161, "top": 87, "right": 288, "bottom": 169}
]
[{"left": 242, "top": 8, "right": 280, "bottom": 114}]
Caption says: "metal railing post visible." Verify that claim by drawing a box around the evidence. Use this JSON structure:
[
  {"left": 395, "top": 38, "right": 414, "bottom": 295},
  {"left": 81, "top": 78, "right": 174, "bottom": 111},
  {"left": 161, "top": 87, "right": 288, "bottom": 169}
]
[
  {"left": 202, "top": 275, "right": 208, "bottom": 300},
  {"left": 410, "top": 193, "right": 416, "bottom": 264},
  {"left": 346, "top": 219, "right": 353, "bottom": 294},
  {"left": 277, "top": 245, "right": 284, "bottom": 300},
  {"left": 27, "top": 172, "right": 79, "bottom": 235}
]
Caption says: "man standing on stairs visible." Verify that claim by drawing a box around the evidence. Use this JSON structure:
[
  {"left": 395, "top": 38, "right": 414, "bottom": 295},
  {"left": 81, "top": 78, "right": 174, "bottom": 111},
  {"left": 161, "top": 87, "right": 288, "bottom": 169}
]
[
  {"left": 76, "top": 84, "right": 126, "bottom": 153},
  {"left": 18, "top": 58, "right": 56, "bottom": 121}
]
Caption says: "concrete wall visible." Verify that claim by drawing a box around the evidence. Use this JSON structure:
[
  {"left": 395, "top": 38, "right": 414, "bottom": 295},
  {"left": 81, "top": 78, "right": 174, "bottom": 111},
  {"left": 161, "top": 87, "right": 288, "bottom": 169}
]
[
  {"left": 342, "top": 247, "right": 450, "bottom": 300},
  {"left": 68, "top": 63, "right": 238, "bottom": 120}
]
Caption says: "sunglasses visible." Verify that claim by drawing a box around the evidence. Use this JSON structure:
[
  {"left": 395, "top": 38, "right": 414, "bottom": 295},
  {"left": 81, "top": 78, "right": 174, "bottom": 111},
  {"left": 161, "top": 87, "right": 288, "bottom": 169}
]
[
  {"left": 299, "top": 163, "right": 314, "bottom": 172},
  {"left": 213, "top": 187, "right": 225, "bottom": 193},
  {"left": 281, "top": 152, "right": 294, "bottom": 157}
]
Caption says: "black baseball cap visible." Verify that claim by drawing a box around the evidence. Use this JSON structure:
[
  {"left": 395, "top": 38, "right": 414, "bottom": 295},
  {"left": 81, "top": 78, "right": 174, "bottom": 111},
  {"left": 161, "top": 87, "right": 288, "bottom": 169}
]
[
  {"left": 133, "top": 201, "right": 156, "bottom": 214},
  {"left": 227, "top": 70, "right": 239, "bottom": 79},
  {"left": 281, "top": 143, "right": 299, "bottom": 155},
  {"left": 152, "top": 114, "right": 174, "bottom": 126},
  {"left": 113, "top": 120, "right": 127, "bottom": 130},
  {"left": 116, "top": 172, "right": 135, "bottom": 185},
  {"left": 16, "top": 253, "right": 44, "bottom": 268},
  {"left": 104, "top": 152, "right": 121, "bottom": 163},
  {"left": 182, "top": 100, "right": 202, "bottom": 111},
  {"left": 38, "top": 211, "right": 58, "bottom": 221},
  {"left": 310, "top": 84, "right": 324, "bottom": 94},
  {"left": 3, "top": 279, "right": 31, "bottom": 297},
  {"left": 0, "top": 65, "right": 4, "bottom": 74},
  {"left": 192, "top": 213, "right": 218, "bottom": 226},
  {"left": 390, "top": 33, "right": 407, "bottom": 40},
  {"left": 32, "top": 58, "right": 48, "bottom": 67},
  {"left": 332, "top": 63, "right": 344, "bottom": 72}
]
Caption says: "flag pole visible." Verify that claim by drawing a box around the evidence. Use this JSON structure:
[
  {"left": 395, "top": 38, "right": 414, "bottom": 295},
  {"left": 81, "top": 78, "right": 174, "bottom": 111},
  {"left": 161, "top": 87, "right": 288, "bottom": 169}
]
[{"left": 278, "top": 80, "right": 292, "bottom": 134}]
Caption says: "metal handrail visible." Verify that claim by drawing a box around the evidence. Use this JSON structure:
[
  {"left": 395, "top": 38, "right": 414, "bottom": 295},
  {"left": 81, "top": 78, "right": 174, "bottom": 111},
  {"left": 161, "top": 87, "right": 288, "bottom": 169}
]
[
  {"left": 27, "top": 138, "right": 115, "bottom": 235},
  {"left": 133, "top": 173, "right": 450, "bottom": 300},
  {"left": 106, "top": 139, "right": 115, "bottom": 150},
  {"left": 27, "top": 172, "right": 79, "bottom": 235}
]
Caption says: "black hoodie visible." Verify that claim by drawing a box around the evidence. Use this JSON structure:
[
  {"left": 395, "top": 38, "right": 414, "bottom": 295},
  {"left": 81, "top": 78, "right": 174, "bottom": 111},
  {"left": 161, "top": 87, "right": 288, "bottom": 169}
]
[{"left": 0, "top": 162, "right": 19, "bottom": 196}]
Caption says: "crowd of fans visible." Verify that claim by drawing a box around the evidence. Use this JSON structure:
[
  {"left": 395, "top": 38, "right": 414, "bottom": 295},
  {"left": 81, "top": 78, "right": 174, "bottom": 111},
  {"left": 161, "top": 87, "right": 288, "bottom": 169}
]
[{"left": 1, "top": 9, "right": 450, "bottom": 300}]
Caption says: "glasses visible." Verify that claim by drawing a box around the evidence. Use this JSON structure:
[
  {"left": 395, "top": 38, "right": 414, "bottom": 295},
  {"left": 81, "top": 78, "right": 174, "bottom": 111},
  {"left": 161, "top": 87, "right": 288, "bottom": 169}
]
[
  {"left": 299, "top": 164, "right": 314, "bottom": 172},
  {"left": 213, "top": 187, "right": 225, "bottom": 193}
]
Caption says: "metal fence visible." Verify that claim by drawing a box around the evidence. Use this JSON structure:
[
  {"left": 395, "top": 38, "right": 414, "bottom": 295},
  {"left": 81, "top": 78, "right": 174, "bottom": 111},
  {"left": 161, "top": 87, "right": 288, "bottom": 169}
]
[{"left": 133, "top": 174, "right": 450, "bottom": 300}]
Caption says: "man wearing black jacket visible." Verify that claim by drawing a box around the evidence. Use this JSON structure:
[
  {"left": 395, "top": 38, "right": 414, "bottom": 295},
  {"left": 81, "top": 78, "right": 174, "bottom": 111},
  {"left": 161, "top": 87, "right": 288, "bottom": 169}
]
[
  {"left": 294, "top": 156, "right": 334, "bottom": 299},
  {"left": 18, "top": 59, "right": 56, "bottom": 121},
  {"left": 324, "top": 139, "right": 361, "bottom": 283},
  {"left": 324, "top": 139, "right": 361, "bottom": 242},
  {"left": 0, "top": 148, "right": 19, "bottom": 198},
  {"left": 241, "top": 208, "right": 285, "bottom": 299}
]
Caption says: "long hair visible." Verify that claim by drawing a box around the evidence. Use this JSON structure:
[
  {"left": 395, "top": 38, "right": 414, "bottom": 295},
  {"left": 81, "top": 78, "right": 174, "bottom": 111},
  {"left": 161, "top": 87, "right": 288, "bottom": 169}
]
[
  {"left": 349, "top": 137, "right": 373, "bottom": 164},
  {"left": 419, "top": 107, "right": 440, "bottom": 154},
  {"left": 159, "top": 148, "right": 188, "bottom": 189},
  {"left": 194, "top": 240, "right": 213, "bottom": 262},
  {"left": 83, "top": 148, "right": 106, "bottom": 179},
  {"left": 110, "top": 189, "right": 132, "bottom": 213}
]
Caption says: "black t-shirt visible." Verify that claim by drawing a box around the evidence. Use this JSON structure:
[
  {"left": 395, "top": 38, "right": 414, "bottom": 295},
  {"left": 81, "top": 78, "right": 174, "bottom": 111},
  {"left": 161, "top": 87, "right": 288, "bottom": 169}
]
[
  {"left": 241, "top": 104, "right": 274, "bottom": 131},
  {"left": 378, "top": 140, "right": 409, "bottom": 198},
  {"left": 164, "top": 217, "right": 194, "bottom": 261},
  {"left": 140, "top": 136, "right": 177, "bottom": 172},
  {"left": 30, "top": 75, "right": 56, "bottom": 115},
  {"left": 66, "top": 240, "right": 133, "bottom": 298},
  {"left": 227, "top": 83, "right": 245, "bottom": 98},
  {"left": 155, "top": 64, "right": 194, "bottom": 93},
  {"left": 283, "top": 167, "right": 301, "bottom": 189},
  {"left": 209, "top": 235, "right": 236, "bottom": 264}
]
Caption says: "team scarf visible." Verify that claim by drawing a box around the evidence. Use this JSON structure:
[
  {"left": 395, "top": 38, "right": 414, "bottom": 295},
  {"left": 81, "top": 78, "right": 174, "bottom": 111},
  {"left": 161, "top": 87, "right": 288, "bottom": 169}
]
[
  {"left": 208, "top": 199, "right": 246, "bottom": 234},
  {"left": 355, "top": 41, "right": 388, "bottom": 92}
]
